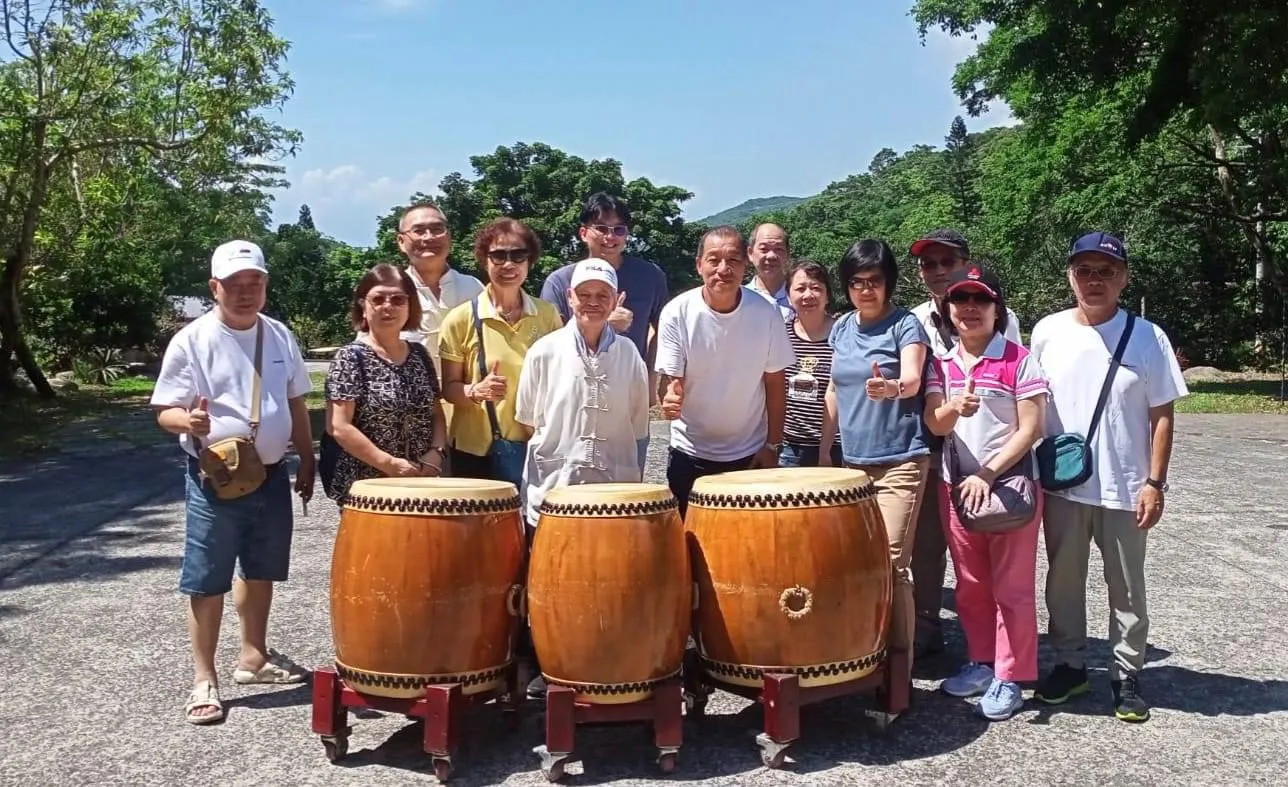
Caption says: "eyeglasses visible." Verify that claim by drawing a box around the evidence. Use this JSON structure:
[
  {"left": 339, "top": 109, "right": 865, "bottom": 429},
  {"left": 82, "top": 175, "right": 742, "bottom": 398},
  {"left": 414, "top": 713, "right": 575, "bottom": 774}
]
[
  {"left": 1071, "top": 266, "right": 1119, "bottom": 281},
  {"left": 589, "top": 224, "right": 629, "bottom": 238},
  {"left": 947, "top": 292, "right": 995, "bottom": 306},
  {"left": 848, "top": 277, "right": 884, "bottom": 291},
  {"left": 487, "top": 248, "right": 531, "bottom": 264},
  {"left": 918, "top": 258, "right": 958, "bottom": 271},
  {"left": 400, "top": 222, "right": 449, "bottom": 239},
  {"left": 367, "top": 293, "right": 409, "bottom": 307}
]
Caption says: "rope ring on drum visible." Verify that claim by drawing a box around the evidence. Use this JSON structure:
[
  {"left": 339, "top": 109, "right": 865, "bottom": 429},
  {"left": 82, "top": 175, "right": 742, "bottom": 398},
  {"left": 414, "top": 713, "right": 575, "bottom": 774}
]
[
  {"left": 506, "top": 584, "right": 527, "bottom": 618},
  {"left": 778, "top": 584, "right": 813, "bottom": 620}
]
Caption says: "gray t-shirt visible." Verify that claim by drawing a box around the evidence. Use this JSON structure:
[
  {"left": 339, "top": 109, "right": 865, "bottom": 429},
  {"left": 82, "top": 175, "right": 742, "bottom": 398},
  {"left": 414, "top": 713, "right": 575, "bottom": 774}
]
[{"left": 540, "top": 255, "right": 669, "bottom": 360}]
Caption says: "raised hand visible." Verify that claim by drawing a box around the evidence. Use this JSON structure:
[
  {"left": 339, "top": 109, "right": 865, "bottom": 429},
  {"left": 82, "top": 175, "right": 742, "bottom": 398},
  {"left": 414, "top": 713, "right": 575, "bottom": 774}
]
[
  {"left": 661, "top": 378, "right": 684, "bottom": 420},
  {"left": 608, "top": 290, "right": 633, "bottom": 333},
  {"left": 189, "top": 396, "right": 212, "bottom": 437},
  {"left": 951, "top": 376, "right": 981, "bottom": 418},
  {"left": 865, "top": 361, "right": 894, "bottom": 401},
  {"left": 473, "top": 361, "right": 508, "bottom": 402}
]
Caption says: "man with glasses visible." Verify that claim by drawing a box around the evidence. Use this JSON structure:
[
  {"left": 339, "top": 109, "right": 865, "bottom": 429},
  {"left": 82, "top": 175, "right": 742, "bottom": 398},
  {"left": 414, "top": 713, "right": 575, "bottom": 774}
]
[
  {"left": 748, "top": 223, "right": 794, "bottom": 318},
  {"left": 907, "top": 229, "right": 1021, "bottom": 661},
  {"left": 1030, "top": 232, "right": 1187, "bottom": 723},
  {"left": 541, "top": 193, "right": 670, "bottom": 475}
]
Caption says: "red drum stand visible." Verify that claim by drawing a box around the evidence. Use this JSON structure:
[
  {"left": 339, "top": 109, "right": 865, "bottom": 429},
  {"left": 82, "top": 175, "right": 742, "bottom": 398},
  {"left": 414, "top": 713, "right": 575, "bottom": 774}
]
[
  {"left": 682, "top": 646, "right": 910, "bottom": 768},
  {"left": 533, "top": 678, "right": 685, "bottom": 782},
  {"left": 310, "top": 662, "right": 526, "bottom": 783}
]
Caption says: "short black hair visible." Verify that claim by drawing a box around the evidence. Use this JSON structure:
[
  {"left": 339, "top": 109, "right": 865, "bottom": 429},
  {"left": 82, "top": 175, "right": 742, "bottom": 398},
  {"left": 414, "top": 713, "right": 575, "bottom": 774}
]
[
  {"left": 840, "top": 239, "right": 899, "bottom": 302},
  {"left": 580, "top": 192, "right": 631, "bottom": 227}
]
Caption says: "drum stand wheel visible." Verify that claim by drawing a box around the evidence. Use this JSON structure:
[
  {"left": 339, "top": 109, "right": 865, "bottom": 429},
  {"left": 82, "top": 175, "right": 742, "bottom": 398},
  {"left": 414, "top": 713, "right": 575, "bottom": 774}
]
[
  {"left": 535, "top": 678, "right": 685, "bottom": 781},
  {"left": 310, "top": 663, "right": 524, "bottom": 783}
]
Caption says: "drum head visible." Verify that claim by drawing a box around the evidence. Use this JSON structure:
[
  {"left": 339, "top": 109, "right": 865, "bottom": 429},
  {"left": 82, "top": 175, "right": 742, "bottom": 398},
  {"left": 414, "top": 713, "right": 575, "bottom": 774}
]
[
  {"left": 345, "top": 477, "right": 520, "bottom": 512},
  {"left": 539, "top": 483, "right": 678, "bottom": 518},
  {"left": 689, "top": 467, "right": 874, "bottom": 510}
]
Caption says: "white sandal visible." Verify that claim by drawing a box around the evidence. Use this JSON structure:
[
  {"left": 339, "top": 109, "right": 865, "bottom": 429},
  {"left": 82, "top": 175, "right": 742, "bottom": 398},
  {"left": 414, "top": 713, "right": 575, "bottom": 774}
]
[
  {"left": 232, "top": 649, "right": 309, "bottom": 685},
  {"left": 185, "top": 680, "right": 224, "bottom": 725}
]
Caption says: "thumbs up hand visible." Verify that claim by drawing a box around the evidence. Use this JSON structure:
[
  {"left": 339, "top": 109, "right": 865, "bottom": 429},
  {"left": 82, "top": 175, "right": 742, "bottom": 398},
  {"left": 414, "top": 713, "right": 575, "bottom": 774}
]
[
  {"left": 865, "top": 361, "right": 897, "bottom": 401},
  {"left": 474, "top": 360, "right": 508, "bottom": 402},
  {"left": 951, "top": 376, "right": 981, "bottom": 418},
  {"left": 607, "top": 290, "right": 634, "bottom": 333},
  {"left": 189, "top": 396, "right": 212, "bottom": 437},
  {"left": 660, "top": 377, "right": 685, "bottom": 420}
]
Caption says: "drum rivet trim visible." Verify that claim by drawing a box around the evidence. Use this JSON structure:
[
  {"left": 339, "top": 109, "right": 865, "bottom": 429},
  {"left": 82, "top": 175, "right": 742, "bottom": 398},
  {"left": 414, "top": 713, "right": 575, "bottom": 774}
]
[
  {"left": 687, "top": 485, "right": 876, "bottom": 510},
  {"left": 698, "top": 649, "right": 886, "bottom": 681},
  {"left": 538, "top": 498, "right": 679, "bottom": 517},
  {"left": 335, "top": 662, "right": 510, "bottom": 690},
  {"left": 542, "top": 668, "right": 681, "bottom": 695},
  {"left": 340, "top": 494, "right": 522, "bottom": 515}
]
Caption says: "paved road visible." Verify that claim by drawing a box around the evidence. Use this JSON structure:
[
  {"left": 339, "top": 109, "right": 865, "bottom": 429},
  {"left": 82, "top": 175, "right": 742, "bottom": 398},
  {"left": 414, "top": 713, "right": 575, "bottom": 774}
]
[{"left": 1, "top": 415, "right": 1286, "bottom": 785}]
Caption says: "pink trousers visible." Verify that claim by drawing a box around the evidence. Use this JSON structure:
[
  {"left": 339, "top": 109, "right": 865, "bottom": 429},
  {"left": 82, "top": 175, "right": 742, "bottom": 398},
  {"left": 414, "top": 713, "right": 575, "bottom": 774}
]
[{"left": 939, "top": 482, "right": 1043, "bottom": 682}]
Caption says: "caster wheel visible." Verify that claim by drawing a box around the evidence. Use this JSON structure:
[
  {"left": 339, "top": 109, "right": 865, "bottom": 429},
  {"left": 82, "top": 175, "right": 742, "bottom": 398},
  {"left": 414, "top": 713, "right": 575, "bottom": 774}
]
[
  {"left": 432, "top": 757, "right": 452, "bottom": 783},
  {"left": 760, "top": 748, "right": 786, "bottom": 769},
  {"left": 683, "top": 692, "right": 708, "bottom": 717},
  {"left": 658, "top": 752, "right": 678, "bottom": 773},
  {"left": 755, "top": 733, "right": 790, "bottom": 769},
  {"left": 321, "top": 735, "right": 349, "bottom": 762},
  {"left": 542, "top": 762, "right": 565, "bottom": 782}
]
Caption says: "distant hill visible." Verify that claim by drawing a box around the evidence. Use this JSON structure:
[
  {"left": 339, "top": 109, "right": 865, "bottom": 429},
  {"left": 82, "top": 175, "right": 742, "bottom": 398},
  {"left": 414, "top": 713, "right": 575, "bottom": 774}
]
[{"left": 697, "top": 195, "right": 809, "bottom": 226}]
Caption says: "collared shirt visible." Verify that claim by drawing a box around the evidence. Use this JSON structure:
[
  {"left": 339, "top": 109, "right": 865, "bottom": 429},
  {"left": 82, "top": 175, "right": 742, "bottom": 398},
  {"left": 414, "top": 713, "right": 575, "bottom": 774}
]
[
  {"left": 438, "top": 287, "right": 563, "bottom": 456},
  {"left": 912, "top": 298, "right": 1023, "bottom": 359},
  {"left": 749, "top": 277, "right": 795, "bottom": 320},
  {"left": 515, "top": 322, "right": 650, "bottom": 524},
  {"left": 403, "top": 265, "right": 485, "bottom": 378},
  {"left": 924, "top": 331, "right": 1048, "bottom": 480}
]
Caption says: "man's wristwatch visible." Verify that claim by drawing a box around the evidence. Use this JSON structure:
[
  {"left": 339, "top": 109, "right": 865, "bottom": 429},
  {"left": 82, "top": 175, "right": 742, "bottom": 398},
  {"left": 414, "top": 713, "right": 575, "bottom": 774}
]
[{"left": 1145, "top": 478, "right": 1169, "bottom": 492}]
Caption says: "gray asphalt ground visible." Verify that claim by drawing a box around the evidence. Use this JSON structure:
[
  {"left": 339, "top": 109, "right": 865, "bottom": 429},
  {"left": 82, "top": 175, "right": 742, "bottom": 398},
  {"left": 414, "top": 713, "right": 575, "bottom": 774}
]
[{"left": 1, "top": 414, "right": 1286, "bottom": 786}]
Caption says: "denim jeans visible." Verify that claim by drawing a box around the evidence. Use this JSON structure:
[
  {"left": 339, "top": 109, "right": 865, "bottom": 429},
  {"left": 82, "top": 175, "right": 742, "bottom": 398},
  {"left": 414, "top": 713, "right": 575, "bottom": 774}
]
[{"left": 778, "top": 442, "right": 843, "bottom": 468}]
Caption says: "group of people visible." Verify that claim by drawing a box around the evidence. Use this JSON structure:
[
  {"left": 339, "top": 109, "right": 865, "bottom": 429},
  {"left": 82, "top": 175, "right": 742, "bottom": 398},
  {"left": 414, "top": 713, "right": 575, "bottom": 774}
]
[{"left": 150, "top": 192, "right": 1188, "bottom": 731}]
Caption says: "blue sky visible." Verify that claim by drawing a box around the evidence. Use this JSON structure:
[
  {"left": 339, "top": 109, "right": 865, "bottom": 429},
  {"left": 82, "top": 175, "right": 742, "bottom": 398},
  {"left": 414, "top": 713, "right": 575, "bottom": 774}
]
[{"left": 262, "top": 0, "right": 1012, "bottom": 247}]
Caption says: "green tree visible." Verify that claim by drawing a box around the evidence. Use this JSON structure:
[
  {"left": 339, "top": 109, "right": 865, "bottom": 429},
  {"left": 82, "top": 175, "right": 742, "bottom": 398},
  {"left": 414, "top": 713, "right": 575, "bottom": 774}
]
[{"left": 0, "top": 0, "right": 300, "bottom": 397}]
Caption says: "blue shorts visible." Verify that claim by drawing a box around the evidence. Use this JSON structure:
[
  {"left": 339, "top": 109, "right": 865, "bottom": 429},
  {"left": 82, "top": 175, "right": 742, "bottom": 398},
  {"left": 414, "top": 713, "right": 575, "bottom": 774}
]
[{"left": 180, "top": 456, "right": 294, "bottom": 596}]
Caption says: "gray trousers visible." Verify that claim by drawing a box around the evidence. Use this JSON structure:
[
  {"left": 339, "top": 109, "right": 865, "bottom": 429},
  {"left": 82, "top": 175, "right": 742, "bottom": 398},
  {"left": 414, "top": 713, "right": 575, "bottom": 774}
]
[{"left": 1043, "top": 495, "right": 1150, "bottom": 680}]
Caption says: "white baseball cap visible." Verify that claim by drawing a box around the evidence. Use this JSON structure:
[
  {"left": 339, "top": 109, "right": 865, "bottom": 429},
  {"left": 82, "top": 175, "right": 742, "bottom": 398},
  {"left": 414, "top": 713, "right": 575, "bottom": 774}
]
[
  {"left": 570, "top": 258, "right": 618, "bottom": 291},
  {"left": 210, "top": 240, "right": 268, "bottom": 280}
]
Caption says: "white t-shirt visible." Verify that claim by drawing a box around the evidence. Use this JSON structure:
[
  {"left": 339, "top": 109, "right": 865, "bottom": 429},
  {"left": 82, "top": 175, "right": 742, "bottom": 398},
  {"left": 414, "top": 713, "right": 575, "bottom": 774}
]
[
  {"left": 151, "top": 311, "right": 312, "bottom": 464},
  {"left": 1030, "top": 307, "right": 1188, "bottom": 511},
  {"left": 655, "top": 286, "right": 796, "bottom": 462},
  {"left": 912, "top": 298, "right": 1023, "bottom": 358},
  {"left": 515, "top": 323, "right": 651, "bottom": 524}
]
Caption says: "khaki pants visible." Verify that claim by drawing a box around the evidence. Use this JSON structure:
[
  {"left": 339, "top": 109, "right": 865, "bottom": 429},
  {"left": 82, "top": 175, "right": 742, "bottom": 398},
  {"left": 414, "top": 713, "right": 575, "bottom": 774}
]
[
  {"left": 911, "top": 463, "right": 948, "bottom": 645},
  {"left": 851, "top": 457, "right": 930, "bottom": 669},
  {"left": 1043, "top": 495, "right": 1150, "bottom": 680}
]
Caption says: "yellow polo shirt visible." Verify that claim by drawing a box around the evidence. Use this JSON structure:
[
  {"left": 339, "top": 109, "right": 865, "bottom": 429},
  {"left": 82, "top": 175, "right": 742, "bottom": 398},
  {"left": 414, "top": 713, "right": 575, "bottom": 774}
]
[{"left": 439, "top": 288, "right": 563, "bottom": 457}]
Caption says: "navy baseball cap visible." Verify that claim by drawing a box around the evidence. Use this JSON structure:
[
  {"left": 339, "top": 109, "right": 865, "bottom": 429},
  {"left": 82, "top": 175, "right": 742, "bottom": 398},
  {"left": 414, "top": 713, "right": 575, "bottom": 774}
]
[
  {"left": 945, "top": 263, "right": 1003, "bottom": 302},
  {"left": 910, "top": 229, "right": 970, "bottom": 259},
  {"left": 1069, "top": 232, "right": 1127, "bottom": 264}
]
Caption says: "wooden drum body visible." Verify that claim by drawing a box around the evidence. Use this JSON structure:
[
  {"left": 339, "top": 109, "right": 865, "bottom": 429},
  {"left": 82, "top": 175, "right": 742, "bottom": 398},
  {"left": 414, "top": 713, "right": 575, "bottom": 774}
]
[
  {"left": 330, "top": 478, "right": 526, "bottom": 699},
  {"left": 527, "top": 483, "right": 691, "bottom": 705},
  {"left": 685, "top": 468, "right": 892, "bottom": 690}
]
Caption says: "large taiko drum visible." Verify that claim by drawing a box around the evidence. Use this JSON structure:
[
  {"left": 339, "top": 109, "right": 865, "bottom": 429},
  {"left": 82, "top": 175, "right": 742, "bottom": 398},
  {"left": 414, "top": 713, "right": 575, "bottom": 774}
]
[
  {"left": 527, "top": 483, "right": 691, "bottom": 705},
  {"left": 685, "top": 467, "right": 892, "bottom": 689},
  {"left": 329, "top": 477, "right": 526, "bottom": 699}
]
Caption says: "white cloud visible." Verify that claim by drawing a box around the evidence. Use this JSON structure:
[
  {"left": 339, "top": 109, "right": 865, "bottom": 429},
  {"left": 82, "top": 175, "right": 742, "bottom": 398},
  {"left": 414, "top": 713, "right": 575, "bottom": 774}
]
[
  {"left": 274, "top": 164, "right": 441, "bottom": 245},
  {"left": 367, "top": 0, "right": 431, "bottom": 13}
]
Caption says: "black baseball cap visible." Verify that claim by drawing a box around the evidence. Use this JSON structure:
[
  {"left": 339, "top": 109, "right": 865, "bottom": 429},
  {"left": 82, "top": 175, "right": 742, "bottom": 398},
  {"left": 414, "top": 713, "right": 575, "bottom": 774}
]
[
  {"left": 1069, "top": 231, "right": 1127, "bottom": 264},
  {"left": 910, "top": 229, "right": 970, "bottom": 259},
  {"left": 945, "top": 263, "right": 1003, "bottom": 302}
]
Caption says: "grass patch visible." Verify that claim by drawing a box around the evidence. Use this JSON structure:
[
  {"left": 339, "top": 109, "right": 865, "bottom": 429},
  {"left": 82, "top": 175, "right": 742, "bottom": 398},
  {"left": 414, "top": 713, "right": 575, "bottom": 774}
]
[
  {"left": 1175, "top": 378, "right": 1287, "bottom": 414},
  {"left": 0, "top": 376, "right": 158, "bottom": 459}
]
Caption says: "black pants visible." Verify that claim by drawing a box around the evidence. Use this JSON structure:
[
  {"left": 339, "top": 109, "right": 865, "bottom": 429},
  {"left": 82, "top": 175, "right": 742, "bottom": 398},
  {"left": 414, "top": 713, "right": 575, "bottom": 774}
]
[
  {"left": 666, "top": 447, "right": 756, "bottom": 518},
  {"left": 450, "top": 448, "right": 492, "bottom": 480}
]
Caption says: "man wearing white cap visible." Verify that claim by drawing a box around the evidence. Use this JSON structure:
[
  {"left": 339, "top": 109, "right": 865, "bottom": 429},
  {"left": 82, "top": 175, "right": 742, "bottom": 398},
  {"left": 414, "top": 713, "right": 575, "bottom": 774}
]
[
  {"left": 151, "top": 239, "right": 315, "bottom": 726},
  {"left": 517, "top": 257, "right": 652, "bottom": 526}
]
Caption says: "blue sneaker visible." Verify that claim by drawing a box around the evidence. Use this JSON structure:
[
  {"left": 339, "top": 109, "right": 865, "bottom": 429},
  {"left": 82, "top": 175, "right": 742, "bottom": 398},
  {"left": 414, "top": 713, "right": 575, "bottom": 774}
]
[
  {"left": 978, "top": 678, "right": 1024, "bottom": 720},
  {"left": 942, "top": 662, "right": 995, "bottom": 698}
]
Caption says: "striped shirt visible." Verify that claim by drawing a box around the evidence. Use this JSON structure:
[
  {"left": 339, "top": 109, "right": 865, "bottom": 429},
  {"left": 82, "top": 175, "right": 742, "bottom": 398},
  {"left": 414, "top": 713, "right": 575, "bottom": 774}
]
[{"left": 782, "top": 317, "right": 840, "bottom": 447}]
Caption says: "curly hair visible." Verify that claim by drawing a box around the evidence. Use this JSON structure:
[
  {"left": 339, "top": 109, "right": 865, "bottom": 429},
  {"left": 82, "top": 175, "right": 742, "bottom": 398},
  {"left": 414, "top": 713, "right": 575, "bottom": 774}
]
[{"left": 472, "top": 218, "right": 542, "bottom": 274}]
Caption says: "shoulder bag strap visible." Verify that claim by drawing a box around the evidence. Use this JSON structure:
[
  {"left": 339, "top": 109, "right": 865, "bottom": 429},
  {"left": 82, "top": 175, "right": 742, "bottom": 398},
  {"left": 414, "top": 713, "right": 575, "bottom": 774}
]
[
  {"left": 248, "top": 319, "right": 264, "bottom": 440},
  {"left": 470, "top": 298, "right": 504, "bottom": 442},
  {"left": 1085, "top": 311, "right": 1135, "bottom": 443}
]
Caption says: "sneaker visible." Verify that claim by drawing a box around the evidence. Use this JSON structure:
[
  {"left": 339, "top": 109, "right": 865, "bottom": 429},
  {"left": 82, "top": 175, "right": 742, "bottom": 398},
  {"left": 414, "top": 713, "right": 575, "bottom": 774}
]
[
  {"left": 1112, "top": 674, "right": 1151, "bottom": 722},
  {"left": 942, "top": 662, "right": 995, "bottom": 698},
  {"left": 526, "top": 673, "right": 547, "bottom": 699},
  {"left": 978, "top": 678, "right": 1024, "bottom": 720},
  {"left": 1034, "top": 664, "right": 1091, "bottom": 705}
]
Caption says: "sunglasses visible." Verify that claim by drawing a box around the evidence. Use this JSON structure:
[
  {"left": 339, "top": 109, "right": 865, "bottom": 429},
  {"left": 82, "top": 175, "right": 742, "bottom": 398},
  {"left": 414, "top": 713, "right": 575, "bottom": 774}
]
[
  {"left": 848, "top": 277, "right": 884, "bottom": 291},
  {"left": 1071, "top": 266, "right": 1118, "bottom": 281},
  {"left": 947, "top": 291, "right": 996, "bottom": 306},
  {"left": 367, "top": 293, "right": 409, "bottom": 307},
  {"left": 487, "top": 248, "right": 531, "bottom": 264},
  {"left": 589, "top": 224, "right": 629, "bottom": 238},
  {"left": 918, "top": 258, "right": 958, "bottom": 271}
]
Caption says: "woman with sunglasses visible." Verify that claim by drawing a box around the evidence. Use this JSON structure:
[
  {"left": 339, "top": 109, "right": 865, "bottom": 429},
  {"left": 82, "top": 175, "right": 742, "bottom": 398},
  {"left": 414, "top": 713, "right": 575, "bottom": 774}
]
[
  {"left": 923, "top": 264, "right": 1047, "bottom": 721},
  {"left": 819, "top": 239, "right": 932, "bottom": 704},
  {"left": 324, "top": 263, "right": 449, "bottom": 503},
  {"left": 439, "top": 218, "right": 563, "bottom": 484}
]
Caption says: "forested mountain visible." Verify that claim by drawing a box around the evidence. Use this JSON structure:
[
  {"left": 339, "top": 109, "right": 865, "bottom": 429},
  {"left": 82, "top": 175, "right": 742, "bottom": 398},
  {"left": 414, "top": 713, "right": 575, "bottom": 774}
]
[{"left": 699, "top": 196, "right": 809, "bottom": 227}]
